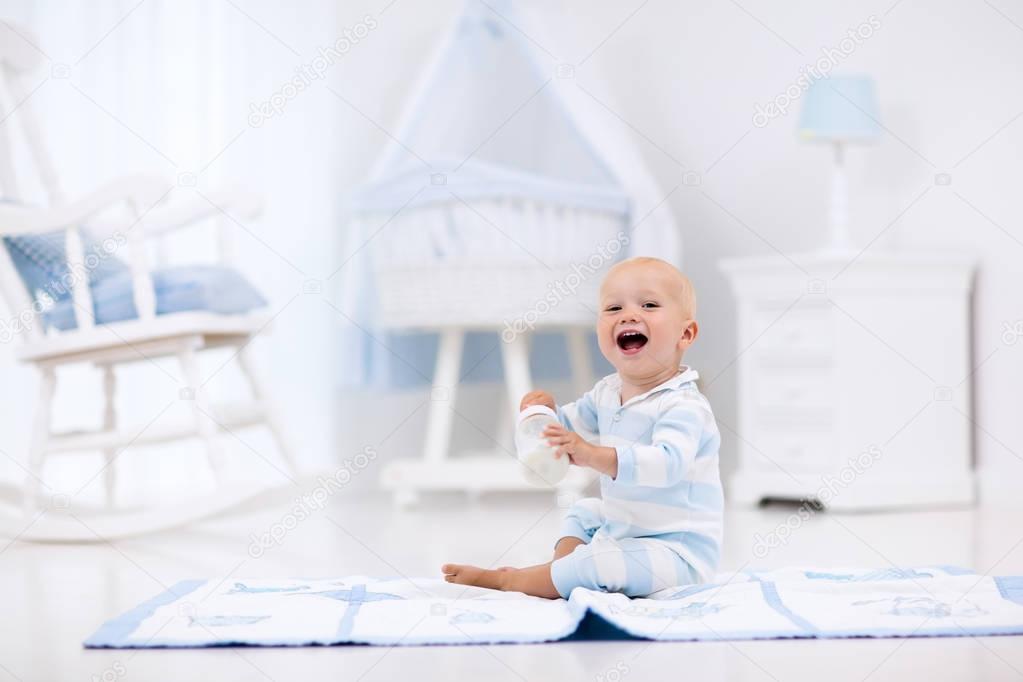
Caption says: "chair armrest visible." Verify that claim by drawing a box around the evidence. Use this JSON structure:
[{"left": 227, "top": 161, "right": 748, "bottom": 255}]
[
  {"left": 140, "top": 187, "right": 264, "bottom": 236},
  {"left": 0, "top": 174, "right": 171, "bottom": 236}
]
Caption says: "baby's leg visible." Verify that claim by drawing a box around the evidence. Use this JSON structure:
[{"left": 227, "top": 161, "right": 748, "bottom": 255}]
[
  {"left": 500, "top": 563, "right": 561, "bottom": 598},
  {"left": 549, "top": 537, "right": 694, "bottom": 597},
  {"left": 554, "top": 536, "right": 585, "bottom": 560},
  {"left": 442, "top": 536, "right": 586, "bottom": 598},
  {"left": 441, "top": 562, "right": 561, "bottom": 599}
]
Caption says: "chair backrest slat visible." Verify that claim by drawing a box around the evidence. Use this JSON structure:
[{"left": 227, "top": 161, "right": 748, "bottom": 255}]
[
  {"left": 4, "top": 67, "right": 64, "bottom": 204},
  {"left": 64, "top": 226, "right": 95, "bottom": 329},
  {"left": 0, "top": 245, "right": 40, "bottom": 341},
  {"left": 0, "top": 21, "right": 49, "bottom": 202},
  {"left": 0, "top": 22, "right": 76, "bottom": 340},
  {"left": 0, "top": 72, "right": 24, "bottom": 199}
]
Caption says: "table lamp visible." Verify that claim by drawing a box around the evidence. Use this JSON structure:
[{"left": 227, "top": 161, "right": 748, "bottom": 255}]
[{"left": 798, "top": 76, "right": 881, "bottom": 253}]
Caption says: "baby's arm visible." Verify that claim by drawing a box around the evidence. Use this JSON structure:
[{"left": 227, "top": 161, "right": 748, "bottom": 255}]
[
  {"left": 553, "top": 386, "right": 600, "bottom": 442},
  {"left": 613, "top": 399, "right": 710, "bottom": 487}
]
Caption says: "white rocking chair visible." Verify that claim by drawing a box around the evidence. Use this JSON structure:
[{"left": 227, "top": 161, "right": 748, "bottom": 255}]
[{"left": 0, "top": 22, "right": 298, "bottom": 540}]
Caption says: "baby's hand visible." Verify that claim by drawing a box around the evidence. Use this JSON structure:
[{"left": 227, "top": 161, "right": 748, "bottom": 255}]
[
  {"left": 543, "top": 423, "right": 594, "bottom": 467},
  {"left": 543, "top": 424, "right": 619, "bottom": 478},
  {"left": 519, "top": 390, "right": 555, "bottom": 412}
]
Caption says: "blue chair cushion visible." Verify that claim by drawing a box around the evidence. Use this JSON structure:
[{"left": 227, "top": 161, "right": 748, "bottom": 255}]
[
  {"left": 3, "top": 229, "right": 128, "bottom": 304},
  {"left": 44, "top": 265, "right": 267, "bottom": 331}
]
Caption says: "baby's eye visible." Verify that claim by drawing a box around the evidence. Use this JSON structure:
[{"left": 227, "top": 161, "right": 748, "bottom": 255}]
[
  {"left": 605, "top": 305, "right": 621, "bottom": 312},
  {"left": 643, "top": 302, "right": 659, "bottom": 309}
]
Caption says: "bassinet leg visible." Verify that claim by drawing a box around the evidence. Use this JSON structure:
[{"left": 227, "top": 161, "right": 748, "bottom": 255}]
[
  {"left": 565, "top": 327, "right": 594, "bottom": 399},
  {"left": 499, "top": 331, "right": 532, "bottom": 415},
  {"left": 422, "top": 327, "right": 464, "bottom": 465}
]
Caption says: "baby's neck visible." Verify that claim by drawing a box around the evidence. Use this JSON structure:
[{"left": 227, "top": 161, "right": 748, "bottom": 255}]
[{"left": 619, "top": 364, "right": 683, "bottom": 404}]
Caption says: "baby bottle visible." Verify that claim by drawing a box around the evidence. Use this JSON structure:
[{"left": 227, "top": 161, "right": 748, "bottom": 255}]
[{"left": 515, "top": 405, "right": 569, "bottom": 487}]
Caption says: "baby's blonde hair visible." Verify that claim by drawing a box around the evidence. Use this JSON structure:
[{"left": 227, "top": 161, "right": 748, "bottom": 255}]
[{"left": 603, "top": 257, "right": 696, "bottom": 318}]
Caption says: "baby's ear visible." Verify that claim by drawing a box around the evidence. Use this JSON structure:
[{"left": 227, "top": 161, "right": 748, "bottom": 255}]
[{"left": 680, "top": 320, "right": 699, "bottom": 346}]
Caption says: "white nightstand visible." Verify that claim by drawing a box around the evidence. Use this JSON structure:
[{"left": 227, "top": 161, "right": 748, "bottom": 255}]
[{"left": 720, "top": 252, "right": 976, "bottom": 510}]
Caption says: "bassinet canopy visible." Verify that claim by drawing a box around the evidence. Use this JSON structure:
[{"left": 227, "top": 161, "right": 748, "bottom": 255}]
[{"left": 351, "top": 2, "right": 631, "bottom": 218}]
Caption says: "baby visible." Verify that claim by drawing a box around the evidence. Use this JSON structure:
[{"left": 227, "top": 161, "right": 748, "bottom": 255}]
[{"left": 442, "top": 256, "right": 723, "bottom": 599}]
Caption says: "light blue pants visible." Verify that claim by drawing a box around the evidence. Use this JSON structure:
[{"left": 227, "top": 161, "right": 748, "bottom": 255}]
[{"left": 550, "top": 534, "right": 697, "bottom": 598}]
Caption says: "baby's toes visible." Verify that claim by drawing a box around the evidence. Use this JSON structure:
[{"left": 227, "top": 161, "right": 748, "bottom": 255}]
[
  {"left": 442, "top": 563, "right": 467, "bottom": 579},
  {"left": 442, "top": 563, "right": 485, "bottom": 586}
]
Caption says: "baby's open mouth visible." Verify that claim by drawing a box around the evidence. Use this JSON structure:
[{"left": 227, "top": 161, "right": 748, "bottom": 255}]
[{"left": 616, "top": 330, "right": 648, "bottom": 354}]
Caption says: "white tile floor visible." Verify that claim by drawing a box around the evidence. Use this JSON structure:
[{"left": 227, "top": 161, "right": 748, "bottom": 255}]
[{"left": 2, "top": 491, "right": 1023, "bottom": 682}]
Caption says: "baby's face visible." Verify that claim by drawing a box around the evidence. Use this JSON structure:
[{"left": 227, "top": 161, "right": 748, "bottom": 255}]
[{"left": 596, "top": 263, "right": 696, "bottom": 379}]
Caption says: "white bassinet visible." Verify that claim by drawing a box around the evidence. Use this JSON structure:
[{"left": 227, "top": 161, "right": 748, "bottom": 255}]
[{"left": 362, "top": 198, "right": 627, "bottom": 330}]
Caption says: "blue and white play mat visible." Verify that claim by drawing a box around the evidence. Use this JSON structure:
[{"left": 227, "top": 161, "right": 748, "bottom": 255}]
[{"left": 85, "top": 566, "right": 1023, "bottom": 647}]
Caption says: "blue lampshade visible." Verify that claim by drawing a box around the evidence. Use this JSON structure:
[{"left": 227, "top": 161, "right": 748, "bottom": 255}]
[{"left": 798, "top": 76, "right": 881, "bottom": 143}]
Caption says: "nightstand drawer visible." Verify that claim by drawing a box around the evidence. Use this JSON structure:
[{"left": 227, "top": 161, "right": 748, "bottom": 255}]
[
  {"left": 751, "top": 307, "right": 834, "bottom": 360},
  {"left": 754, "top": 370, "right": 833, "bottom": 411},
  {"left": 746, "top": 432, "right": 834, "bottom": 473},
  {"left": 755, "top": 407, "right": 834, "bottom": 431}
]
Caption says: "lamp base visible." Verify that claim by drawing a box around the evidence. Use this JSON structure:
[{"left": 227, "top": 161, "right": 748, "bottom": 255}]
[{"left": 827, "top": 142, "right": 852, "bottom": 253}]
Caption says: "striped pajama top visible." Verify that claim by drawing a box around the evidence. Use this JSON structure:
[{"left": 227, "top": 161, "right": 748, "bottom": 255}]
[{"left": 555, "top": 365, "right": 724, "bottom": 582}]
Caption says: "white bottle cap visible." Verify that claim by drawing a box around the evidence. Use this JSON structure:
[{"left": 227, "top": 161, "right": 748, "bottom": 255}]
[{"left": 517, "top": 404, "right": 557, "bottom": 425}]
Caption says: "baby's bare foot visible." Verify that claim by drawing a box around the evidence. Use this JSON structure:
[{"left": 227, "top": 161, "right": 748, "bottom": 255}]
[{"left": 441, "top": 563, "right": 507, "bottom": 591}]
